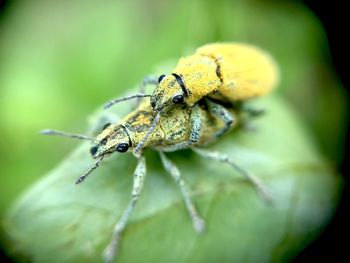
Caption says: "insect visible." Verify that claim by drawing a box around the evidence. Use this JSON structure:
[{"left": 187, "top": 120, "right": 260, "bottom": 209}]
[
  {"left": 104, "top": 43, "right": 279, "bottom": 154},
  {"left": 42, "top": 98, "right": 270, "bottom": 263}
]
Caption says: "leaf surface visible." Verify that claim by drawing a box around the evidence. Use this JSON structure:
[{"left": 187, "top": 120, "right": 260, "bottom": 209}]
[{"left": 5, "top": 95, "right": 341, "bottom": 263}]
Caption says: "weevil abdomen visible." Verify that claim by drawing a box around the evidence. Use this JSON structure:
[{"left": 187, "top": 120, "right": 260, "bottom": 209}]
[{"left": 196, "top": 43, "right": 279, "bottom": 101}]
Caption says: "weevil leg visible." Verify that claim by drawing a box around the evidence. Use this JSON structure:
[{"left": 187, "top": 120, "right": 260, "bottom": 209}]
[
  {"left": 189, "top": 104, "right": 203, "bottom": 143},
  {"left": 192, "top": 147, "right": 272, "bottom": 203},
  {"left": 242, "top": 107, "right": 265, "bottom": 117},
  {"left": 134, "top": 75, "right": 159, "bottom": 108},
  {"left": 159, "top": 151, "right": 205, "bottom": 233},
  {"left": 103, "top": 155, "right": 146, "bottom": 263},
  {"left": 205, "top": 99, "right": 235, "bottom": 138},
  {"left": 87, "top": 111, "right": 120, "bottom": 136},
  {"left": 161, "top": 104, "right": 203, "bottom": 151},
  {"left": 104, "top": 75, "right": 158, "bottom": 109},
  {"left": 239, "top": 103, "right": 265, "bottom": 132},
  {"left": 137, "top": 75, "right": 159, "bottom": 96}
]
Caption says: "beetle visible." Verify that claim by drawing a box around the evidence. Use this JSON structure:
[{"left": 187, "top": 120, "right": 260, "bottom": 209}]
[
  {"left": 105, "top": 43, "right": 279, "bottom": 154},
  {"left": 151, "top": 43, "right": 279, "bottom": 111},
  {"left": 42, "top": 98, "right": 270, "bottom": 263}
]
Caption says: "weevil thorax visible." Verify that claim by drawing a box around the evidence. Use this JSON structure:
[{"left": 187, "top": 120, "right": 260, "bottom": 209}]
[{"left": 151, "top": 54, "right": 220, "bottom": 112}]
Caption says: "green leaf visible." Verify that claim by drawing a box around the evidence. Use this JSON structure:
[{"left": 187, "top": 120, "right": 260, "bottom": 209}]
[{"left": 4, "top": 95, "right": 341, "bottom": 263}]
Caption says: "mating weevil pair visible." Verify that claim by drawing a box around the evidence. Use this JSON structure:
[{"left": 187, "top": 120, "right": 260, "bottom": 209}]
[{"left": 42, "top": 43, "right": 279, "bottom": 262}]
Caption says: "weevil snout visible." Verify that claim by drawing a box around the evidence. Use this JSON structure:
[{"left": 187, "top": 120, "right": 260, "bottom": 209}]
[
  {"left": 92, "top": 123, "right": 132, "bottom": 158},
  {"left": 150, "top": 90, "right": 169, "bottom": 112},
  {"left": 90, "top": 143, "right": 106, "bottom": 159},
  {"left": 90, "top": 145, "right": 99, "bottom": 157},
  {"left": 150, "top": 98, "right": 156, "bottom": 109},
  {"left": 89, "top": 136, "right": 108, "bottom": 158},
  {"left": 151, "top": 73, "right": 188, "bottom": 112}
]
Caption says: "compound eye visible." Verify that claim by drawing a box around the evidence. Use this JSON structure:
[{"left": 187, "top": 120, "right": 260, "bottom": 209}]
[
  {"left": 172, "top": 94, "right": 184, "bottom": 104},
  {"left": 158, "top": 74, "right": 166, "bottom": 83},
  {"left": 116, "top": 143, "right": 129, "bottom": 153}
]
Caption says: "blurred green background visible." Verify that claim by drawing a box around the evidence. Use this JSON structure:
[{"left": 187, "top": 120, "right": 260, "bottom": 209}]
[{"left": 0, "top": 0, "right": 347, "bottom": 261}]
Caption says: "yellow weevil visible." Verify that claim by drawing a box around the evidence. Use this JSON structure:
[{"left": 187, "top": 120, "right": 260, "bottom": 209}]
[
  {"left": 42, "top": 98, "right": 269, "bottom": 263},
  {"left": 152, "top": 43, "right": 279, "bottom": 109},
  {"left": 105, "top": 43, "right": 279, "bottom": 154}
]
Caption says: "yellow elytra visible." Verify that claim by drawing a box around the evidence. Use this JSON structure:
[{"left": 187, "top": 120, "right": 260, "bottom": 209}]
[{"left": 151, "top": 43, "right": 279, "bottom": 111}]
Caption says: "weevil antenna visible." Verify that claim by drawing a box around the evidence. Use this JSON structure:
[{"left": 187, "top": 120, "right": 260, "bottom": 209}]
[
  {"left": 104, "top": 93, "right": 151, "bottom": 109},
  {"left": 41, "top": 129, "right": 97, "bottom": 142},
  {"left": 134, "top": 111, "right": 161, "bottom": 154},
  {"left": 75, "top": 155, "right": 104, "bottom": 184}
]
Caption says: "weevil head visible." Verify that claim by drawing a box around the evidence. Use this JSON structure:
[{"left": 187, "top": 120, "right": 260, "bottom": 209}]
[
  {"left": 90, "top": 124, "right": 131, "bottom": 159},
  {"left": 151, "top": 73, "right": 188, "bottom": 112}
]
